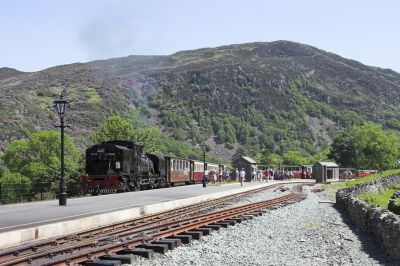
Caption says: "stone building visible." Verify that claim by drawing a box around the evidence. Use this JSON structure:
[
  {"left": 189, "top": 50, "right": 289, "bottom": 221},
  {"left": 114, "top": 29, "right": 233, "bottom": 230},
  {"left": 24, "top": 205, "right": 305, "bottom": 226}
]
[
  {"left": 232, "top": 156, "right": 257, "bottom": 182},
  {"left": 312, "top": 161, "right": 339, "bottom": 182}
]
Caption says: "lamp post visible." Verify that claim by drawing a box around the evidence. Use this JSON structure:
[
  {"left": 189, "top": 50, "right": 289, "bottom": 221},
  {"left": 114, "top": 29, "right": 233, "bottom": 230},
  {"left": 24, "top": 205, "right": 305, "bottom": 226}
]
[
  {"left": 202, "top": 144, "right": 207, "bottom": 187},
  {"left": 54, "top": 94, "right": 69, "bottom": 206}
]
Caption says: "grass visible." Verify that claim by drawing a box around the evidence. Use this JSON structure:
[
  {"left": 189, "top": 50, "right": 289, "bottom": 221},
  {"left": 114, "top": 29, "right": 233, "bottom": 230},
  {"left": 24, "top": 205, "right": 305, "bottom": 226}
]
[
  {"left": 327, "top": 168, "right": 400, "bottom": 210},
  {"left": 358, "top": 184, "right": 400, "bottom": 209},
  {"left": 330, "top": 169, "right": 400, "bottom": 189}
]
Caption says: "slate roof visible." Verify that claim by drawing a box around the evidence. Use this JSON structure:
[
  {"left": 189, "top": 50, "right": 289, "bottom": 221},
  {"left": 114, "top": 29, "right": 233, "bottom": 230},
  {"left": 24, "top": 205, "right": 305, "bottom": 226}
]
[
  {"left": 316, "top": 161, "right": 338, "bottom": 167},
  {"left": 242, "top": 156, "right": 257, "bottom": 164}
]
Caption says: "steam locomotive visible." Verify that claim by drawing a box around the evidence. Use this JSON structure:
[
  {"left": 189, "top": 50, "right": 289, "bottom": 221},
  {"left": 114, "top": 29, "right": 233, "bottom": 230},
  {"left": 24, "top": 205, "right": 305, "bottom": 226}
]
[{"left": 81, "top": 140, "right": 217, "bottom": 195}]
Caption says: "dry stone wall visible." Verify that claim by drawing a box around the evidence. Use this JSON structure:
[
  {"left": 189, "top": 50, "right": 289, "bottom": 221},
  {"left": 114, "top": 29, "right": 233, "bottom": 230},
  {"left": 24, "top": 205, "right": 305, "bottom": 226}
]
[
  {"left": 336, "top": 174, "right": 400, "bottom": 260},
  {"left": 388, "top": 191, "right": 400, "bottom": 215}
]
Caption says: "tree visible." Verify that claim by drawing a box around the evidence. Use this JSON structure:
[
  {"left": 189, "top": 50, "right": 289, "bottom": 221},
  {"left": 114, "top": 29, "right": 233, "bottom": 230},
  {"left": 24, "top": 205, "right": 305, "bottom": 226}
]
[
  {"left": 308, "top": 147, "right": 329, "bottom": 164},
  {"left": 0, "top": 171, "right": 32, "bottom": 203},
  {"left": 329, "top": 123, "right": 400, "bottom": 170},
  {"left": 2, "top": 131, "right": 83, "bottom": 193},
  {"left": 91, "top": 116, "right": 135, "bottom": 143},
  {"left": 282, "top": 151, "right": 307, "bottom": 165},
  {"left": 91, "top": 115, "right": 160, "bottom": 153},
  {"left": 232, "top": 147, "right": 247, "bottom": 162},
  {"left": 266, "top": 153, "right": 283, "bottom": 166}
]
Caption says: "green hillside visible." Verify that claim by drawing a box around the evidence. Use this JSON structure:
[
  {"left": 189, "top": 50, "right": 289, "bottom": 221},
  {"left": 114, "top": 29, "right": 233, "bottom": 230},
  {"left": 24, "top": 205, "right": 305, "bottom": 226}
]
[{"left": 1, "top": 41, "right": 399, "bottom": 161}]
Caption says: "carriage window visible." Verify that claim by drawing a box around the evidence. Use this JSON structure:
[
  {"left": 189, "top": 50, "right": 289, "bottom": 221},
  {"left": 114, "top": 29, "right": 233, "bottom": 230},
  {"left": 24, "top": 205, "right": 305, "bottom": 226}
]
[
  {"left": 172, "top": 160, "right": 175, "bottom": 170},
  {"left": 179, "top": 161, "right": 183, "bottom": 170}
]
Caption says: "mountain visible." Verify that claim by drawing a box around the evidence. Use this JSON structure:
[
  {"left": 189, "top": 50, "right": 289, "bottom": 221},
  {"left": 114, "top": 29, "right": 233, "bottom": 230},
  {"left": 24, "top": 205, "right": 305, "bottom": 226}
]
[{"left": 0, "top": 41, "right": 399, "bottom": 160}]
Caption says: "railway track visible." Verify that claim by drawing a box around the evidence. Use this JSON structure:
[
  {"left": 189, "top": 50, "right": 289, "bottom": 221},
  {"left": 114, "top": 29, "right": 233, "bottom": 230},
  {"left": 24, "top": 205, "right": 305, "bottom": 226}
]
[{"left": 0, "top": 184, "right": 306, "bottom": 265}]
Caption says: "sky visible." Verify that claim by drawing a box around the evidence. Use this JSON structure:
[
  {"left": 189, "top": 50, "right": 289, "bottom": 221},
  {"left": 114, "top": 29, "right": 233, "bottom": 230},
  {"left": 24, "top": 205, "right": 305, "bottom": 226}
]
[{"left": 0, "top": 0, "right": 399, "bottom": 72}]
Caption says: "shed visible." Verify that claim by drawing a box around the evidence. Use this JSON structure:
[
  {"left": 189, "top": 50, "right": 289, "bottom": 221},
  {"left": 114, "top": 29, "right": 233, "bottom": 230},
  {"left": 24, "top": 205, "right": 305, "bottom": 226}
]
[
  {"left": 232, "top": 156, "right": 257, "bottom": 182},
  {"left": 312, "top": 161, "right": 339, "bottom": 183}
]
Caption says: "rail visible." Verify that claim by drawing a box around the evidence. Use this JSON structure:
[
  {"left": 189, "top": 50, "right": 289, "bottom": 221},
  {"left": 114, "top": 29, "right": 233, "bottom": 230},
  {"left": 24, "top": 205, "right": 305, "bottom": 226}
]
[{"left": 0, "top": 188, "right": 306, "bottom": 266}]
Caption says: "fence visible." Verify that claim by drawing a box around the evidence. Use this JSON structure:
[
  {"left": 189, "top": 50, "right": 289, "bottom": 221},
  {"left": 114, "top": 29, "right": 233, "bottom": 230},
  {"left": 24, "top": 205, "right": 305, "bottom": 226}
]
[{"left": 0, "top": 180, "right": 84, "bottom": 205}]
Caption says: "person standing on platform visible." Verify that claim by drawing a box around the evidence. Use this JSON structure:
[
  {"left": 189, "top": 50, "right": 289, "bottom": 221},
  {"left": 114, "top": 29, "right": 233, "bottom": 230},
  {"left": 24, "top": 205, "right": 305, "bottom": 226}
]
[
  {"left": 204, "top": 169, "right": 209, "bottom": 184},
  {"left": 239, "top": 168, "right": 245, "bottom": 186},
  {"left": 264, "top": 169, "right": 269, "bottom": 182},
  {"left": 252, "top": 168, "right": 257, "bottom": 182},
  {"left": 235, "top": 168, "right": 239, "bottom": 181}
]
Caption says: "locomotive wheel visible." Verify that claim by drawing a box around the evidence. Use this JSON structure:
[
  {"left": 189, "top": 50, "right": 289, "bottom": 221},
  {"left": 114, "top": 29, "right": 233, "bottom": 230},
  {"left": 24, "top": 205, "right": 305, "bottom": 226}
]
[
  {"left": 117, "top": 181, "right": 128, "bottom": 193},
  {"left": 135, "top": 182, "right": 141, "bottom": 191},
  {"left": 160, "top": 177, "right": 167, "bottom": 188},
  {"left": 91, "top": 187, "right": 100, "bottom": 196}
]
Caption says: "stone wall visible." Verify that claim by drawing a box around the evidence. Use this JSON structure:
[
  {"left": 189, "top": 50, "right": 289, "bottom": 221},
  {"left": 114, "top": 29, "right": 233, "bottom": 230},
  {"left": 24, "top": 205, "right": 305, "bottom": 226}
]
[
  {"left": 336, "top": 174, "right": 400, "bottom": 260},
  {"left": 388, "top": 191, "right": 400, "bottom": 215}
]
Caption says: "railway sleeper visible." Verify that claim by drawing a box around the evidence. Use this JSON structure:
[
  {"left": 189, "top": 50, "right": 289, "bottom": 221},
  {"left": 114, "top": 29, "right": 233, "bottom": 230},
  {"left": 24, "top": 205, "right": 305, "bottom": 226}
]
[
  {"left": 162, "top": 238, "right": 182, "bottom": 247},
  {"left": 238, "top": 215, "right": 254, "bottom": 220},
  {"left": 231, "top": 217, "right": 244, "bottom": 223},
  {"left": 195, "top": 227, "right": 212, "bottom": 235},
  {"left": 184, "top": 231, "right": 203, "bottom": 240},
  {"left": 83, "top": 259, "right": 121, "bottom": 266},
  {"left": 151, "top": 239, "right": 180, "bottom": 249},
  {"left": 212, "top": 222, "right": 230, "bottom": 228},
  {"left": 167, "top": 234, "right": 192, "bottom": 244},
  {"left": 99, "top": 254, "right": 138, "bottom": 264},
  {"left": 202, "top": 224, "right": 221, "bottom": 231},
  {"left": 224, "top": 219, "right": 239, "bottom": 225},
  {"left": 248, "top": 212, "right": 263, "bottom": 216},
  {"left": 268, "top": 204, "right": 284, "bottom": 209},
  {"left": 139, "top": 243, "right": 169, "bottom": 254},
  {"left": 118, "top": 248, "right": 154, "bottom": 259}
]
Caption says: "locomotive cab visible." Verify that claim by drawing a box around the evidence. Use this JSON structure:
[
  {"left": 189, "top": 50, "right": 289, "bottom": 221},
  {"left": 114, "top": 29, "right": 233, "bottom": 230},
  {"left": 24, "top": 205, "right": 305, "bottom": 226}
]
[
  {"left": 83, "top": 141, "right": 141, "bottom": 194},
  {"left": 85, "top": 145, "right": 135, "bottom": 177}
]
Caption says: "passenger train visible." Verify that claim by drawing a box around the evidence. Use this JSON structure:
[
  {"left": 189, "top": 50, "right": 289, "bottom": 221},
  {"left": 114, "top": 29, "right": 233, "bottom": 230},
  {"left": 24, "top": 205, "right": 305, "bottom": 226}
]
[{"left": 81, "top": 140, "right": 224, "bottom": 195}]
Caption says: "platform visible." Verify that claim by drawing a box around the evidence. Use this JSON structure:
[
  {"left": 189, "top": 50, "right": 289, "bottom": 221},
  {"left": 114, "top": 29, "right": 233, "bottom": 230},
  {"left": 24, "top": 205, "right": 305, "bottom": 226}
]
[{"left": 0, "top": 180, "right": 314, "bottom": 249}]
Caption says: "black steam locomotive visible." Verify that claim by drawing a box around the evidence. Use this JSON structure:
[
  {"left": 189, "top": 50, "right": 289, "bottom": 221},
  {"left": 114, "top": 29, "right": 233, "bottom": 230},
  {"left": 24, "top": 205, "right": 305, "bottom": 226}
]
[{"left": 82, "top": 141, "right": 167, "bottom": 195}]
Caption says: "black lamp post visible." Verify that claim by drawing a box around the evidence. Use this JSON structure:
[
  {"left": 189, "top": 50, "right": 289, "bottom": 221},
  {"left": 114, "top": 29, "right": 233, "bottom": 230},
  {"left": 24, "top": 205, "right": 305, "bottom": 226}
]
[
  {"left": 54, "top": 94, "right": 69, "bottom": 206},
  {"left": 202, "top": 144, "right": 207, "bottom": 187}
]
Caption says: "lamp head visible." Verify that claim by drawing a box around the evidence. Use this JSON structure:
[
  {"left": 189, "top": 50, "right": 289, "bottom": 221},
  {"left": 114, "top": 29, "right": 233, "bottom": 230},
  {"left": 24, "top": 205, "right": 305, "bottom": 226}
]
[
  {"left": 54, "top": 94, "right": 69, "bottom": 116},
  {"left": 201, "top": 144, "right": 206, "bottom": 152}
]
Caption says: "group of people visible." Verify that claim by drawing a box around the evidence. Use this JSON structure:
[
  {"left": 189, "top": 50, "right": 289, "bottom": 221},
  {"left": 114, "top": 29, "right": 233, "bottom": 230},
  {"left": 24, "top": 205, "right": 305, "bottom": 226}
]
[
  {"left": 233, "top": 168, "right": 308, "bottom": 183},
  {"left": 203, "top": 167, "right": 311, "bottom": 186}
]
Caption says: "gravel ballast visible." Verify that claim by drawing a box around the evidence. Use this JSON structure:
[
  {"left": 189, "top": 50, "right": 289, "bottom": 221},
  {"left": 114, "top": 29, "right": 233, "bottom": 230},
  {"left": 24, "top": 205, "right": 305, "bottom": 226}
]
[{"left": 131, "top": 184, "right": 399, "bottom": 266}]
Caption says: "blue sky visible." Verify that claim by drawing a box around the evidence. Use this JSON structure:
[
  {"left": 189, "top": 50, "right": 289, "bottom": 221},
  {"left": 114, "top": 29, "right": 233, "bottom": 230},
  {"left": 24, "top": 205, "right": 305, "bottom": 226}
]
[{"left": 1, "top": 0, "right": 399, "bottom": 72}]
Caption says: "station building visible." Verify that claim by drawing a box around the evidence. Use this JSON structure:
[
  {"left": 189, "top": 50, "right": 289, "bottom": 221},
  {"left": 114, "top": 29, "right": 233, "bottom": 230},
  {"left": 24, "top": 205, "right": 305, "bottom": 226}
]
[
  {"left": 232, "top": 156, "right": 257, "bottom": 182},
  {"left": 313, "top": 161, "right": 339, "bottom": 182}
]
